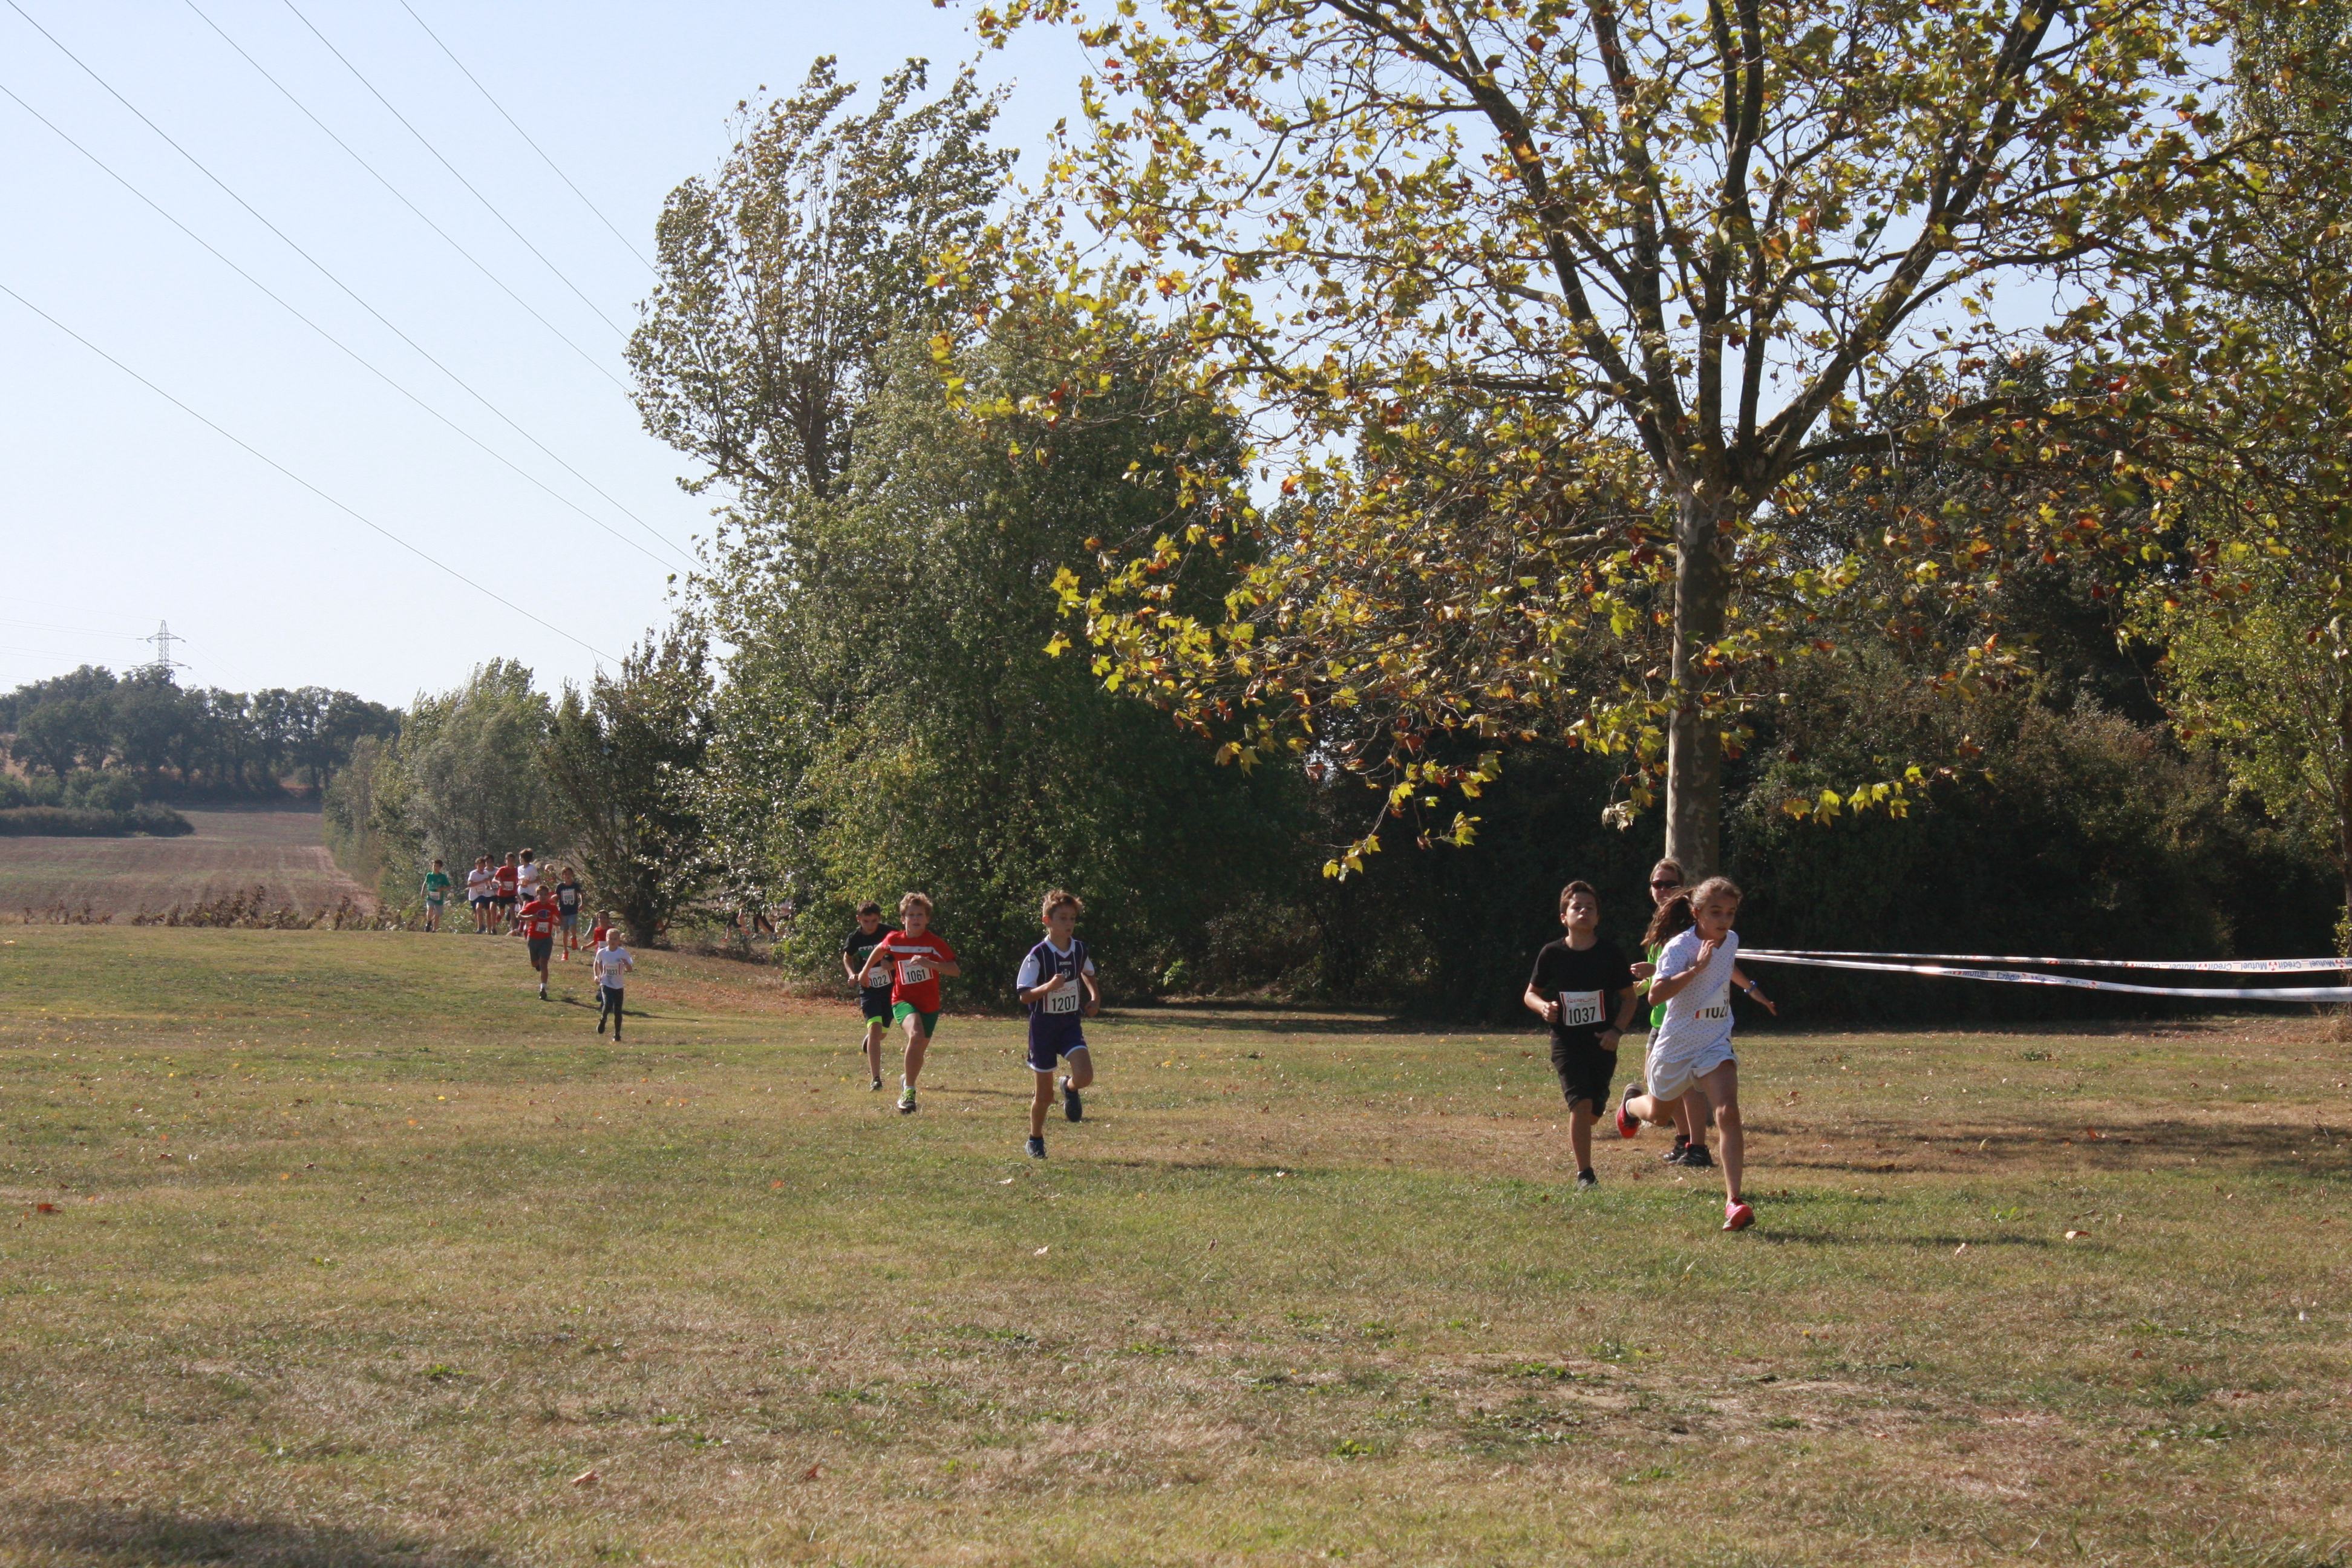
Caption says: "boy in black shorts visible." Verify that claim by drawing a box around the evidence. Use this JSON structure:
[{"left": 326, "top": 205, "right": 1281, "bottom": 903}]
[
  {"left": 841, "top": 901, "right": 901, "bottom": 1091},
  {"left": 1523, "top": 880, "right": 1638, "bottom": 1189}
]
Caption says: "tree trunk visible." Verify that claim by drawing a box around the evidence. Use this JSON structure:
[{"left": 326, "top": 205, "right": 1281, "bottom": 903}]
[
  {"left": 2339, "top": 690, "right": 2352, "bottom": 958},
  {"left": 1665, "top": 487, "right": 1731, "bottom": 877}
]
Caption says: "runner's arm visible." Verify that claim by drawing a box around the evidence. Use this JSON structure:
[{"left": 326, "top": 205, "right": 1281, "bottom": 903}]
[
  {"left": 1644, "top": 941, "right": 1720, "bottom": 1005},
  {"left": 1731, "top": 963, "right": 1777, "bottom": 1015},
  {"left": 1522, "top": 986, "right": 1560, "bottom": 1024}
]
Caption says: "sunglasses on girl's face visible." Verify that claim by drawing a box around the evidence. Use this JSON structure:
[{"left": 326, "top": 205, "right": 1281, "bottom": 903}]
[{"left": 1650, "top": 880, "right": 1682, "bottom": 891}]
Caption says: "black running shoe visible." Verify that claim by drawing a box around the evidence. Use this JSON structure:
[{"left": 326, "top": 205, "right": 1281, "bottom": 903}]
[
  {"left": 1575, "top": 1169, "right": 1599, "bottom": 1191},
  {"left": 1061, "top": 1079, "right": 1083, "bottom": 1122},
  {"left": 1662, "top": 1134, "right": 1690, "bottom": 1165},
  {"left": 1681, "top": 1144, "right": 1716, "bottom": 1170},
  {"left": 1027, "top": 1135, "right": 1046, "bottom": 1159}
]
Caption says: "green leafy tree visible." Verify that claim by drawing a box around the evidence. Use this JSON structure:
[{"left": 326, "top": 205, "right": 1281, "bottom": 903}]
[
  {"left": 542, "top": 630, "right": 717, "bottom": 947},
  {"left": 371, "top": 661, "right": 564, "bottom": 878},
  {"left": 628, "top": 56, "right": 1013, "bottom": 502},
  {"left": 2126, "top": 0, "right": 2352, "bottom": 939},
  {"left": 969, "top": 0, "right": 2261, "bottom": 874},
  {"left": 702, "top": 314, "right": 1307, "bottom": 995}
]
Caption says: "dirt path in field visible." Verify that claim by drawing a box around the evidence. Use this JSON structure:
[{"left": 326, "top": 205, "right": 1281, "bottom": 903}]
[{"left": 0, "top": 806, "right": 372, "bottom": 919}]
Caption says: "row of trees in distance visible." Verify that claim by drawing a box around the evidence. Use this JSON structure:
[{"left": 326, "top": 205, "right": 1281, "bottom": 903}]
[{"left": 1, "top": 665, "right": 397, "bottom": 797}]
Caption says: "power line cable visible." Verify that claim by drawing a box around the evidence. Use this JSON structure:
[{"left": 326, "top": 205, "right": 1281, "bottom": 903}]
[
  {"left": 0, "top": 79, "right": 685, "bottom": 573},
  {"left": 393, "top": 0, "right": 656, "bottom": 275},
  {"left": 0, "top": 615, "right": 150, "bottom": 642},
  {"left": 0, "top": 278, "right": 619, "bottom": 663},
  {"left": 1, "top": 0, "right": 691, "bottom": 564},
  {"left": 183, "top": 0, "right": 630, "bottom": 394},
  {"left": 278, "top": 0, "right": 630, "bottom": 336}
]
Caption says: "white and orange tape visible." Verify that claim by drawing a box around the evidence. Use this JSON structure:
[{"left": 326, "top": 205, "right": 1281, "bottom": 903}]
[{"left": 1737, "top": 949, "right": 2352, "bottom": 1001}]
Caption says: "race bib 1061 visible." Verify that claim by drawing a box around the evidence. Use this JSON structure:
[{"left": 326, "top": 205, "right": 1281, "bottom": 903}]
[
  {"left": 898, "top": 961, "right": 932, "bottom": 987},
  {"left": 1557, "top": 990, "right": 1604, "bottom": 1028}
]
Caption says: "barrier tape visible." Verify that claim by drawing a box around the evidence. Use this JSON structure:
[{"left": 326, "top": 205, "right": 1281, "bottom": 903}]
[
  {"left": 1744, "top": 947, "right": 2350, "bottom": 975},
  {"left": 1736, "top": 950, "right": 2352, "bottom": 1001}
]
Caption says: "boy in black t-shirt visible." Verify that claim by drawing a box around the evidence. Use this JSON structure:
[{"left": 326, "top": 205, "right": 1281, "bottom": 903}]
[
  {"left": 1523, "top": 880, "right": 1639, "bottom": 1189},
  {"left": 841, "top": 903, "right": 901, "bottom": 1092}
]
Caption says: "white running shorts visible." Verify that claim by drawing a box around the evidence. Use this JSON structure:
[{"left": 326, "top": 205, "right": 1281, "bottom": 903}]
[{"left": 1644, "top": 1037, "right": 1735, "bottom": 1103}]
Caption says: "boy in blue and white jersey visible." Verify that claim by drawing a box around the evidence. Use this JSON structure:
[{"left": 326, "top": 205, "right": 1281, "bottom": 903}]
[{"left": 1017, "top": 890, "right": 1100, "bottom": 1159}]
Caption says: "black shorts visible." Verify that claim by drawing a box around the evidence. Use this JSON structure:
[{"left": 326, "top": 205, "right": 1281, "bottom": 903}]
[
  {"left": 528, "top": 937, "right": 553, "bottom": 964},
  {"left": 1551, "top": 1040, "right": 1618, "bottom": 1114},
  {"left": 860, "top": 987, "right": 895, "bottom": 1022}
]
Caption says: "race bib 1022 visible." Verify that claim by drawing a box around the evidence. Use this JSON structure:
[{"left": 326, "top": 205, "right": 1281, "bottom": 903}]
[
  {"left": 1557, "top": 990, "right": 1604, "bottom": 1028},
  {"left": 1694, "top": 1002, "right": 1731, "bottom": 1022}
]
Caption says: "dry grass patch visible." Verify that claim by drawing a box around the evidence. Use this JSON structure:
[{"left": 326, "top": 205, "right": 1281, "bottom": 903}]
[
  {"left": 0, "top": 808, "right": 370, "bottom": 920},
  {"left": 0, "top": 927, "right": 2347, "bottom": 1566}
]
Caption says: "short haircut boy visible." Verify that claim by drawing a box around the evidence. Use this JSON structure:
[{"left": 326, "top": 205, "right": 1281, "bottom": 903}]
[
  {"left": 1558, "top": 879, "right": 1597, "bottom": 915},
  {"left": 856, "top": 900, "right": 883, "bottom": 917},
  {"left": 1041, "top": 889, "right": 1083, "bottom": 921},
  {"left": 899, "top": 892, "right": 934, "bottom": 917}
]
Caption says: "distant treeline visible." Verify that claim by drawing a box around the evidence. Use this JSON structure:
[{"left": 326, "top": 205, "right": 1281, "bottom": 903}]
[{"left": 0, "top": 666, "right": 399, "bottom": 799}]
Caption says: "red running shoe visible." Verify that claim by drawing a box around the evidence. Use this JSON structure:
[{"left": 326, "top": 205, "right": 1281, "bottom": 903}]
[
  {"left": 1615, "top": 1083, "right": 1642, "bottom": 1140},
  {"left": 1722, "top": 1200, "right": 1755, "bottom": 1232}
]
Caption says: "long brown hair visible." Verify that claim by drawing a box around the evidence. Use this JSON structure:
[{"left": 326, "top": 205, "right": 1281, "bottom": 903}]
[
  {"left": 1642, "top": 875, "right": 1742, "bottom": 947},
  {"left": 1641, "top": 892, "right": 1696, "bottom": 949}
]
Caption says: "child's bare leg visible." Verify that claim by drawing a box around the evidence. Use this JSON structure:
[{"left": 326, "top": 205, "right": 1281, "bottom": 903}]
[
  {"left": 864, "top": 1021, "right": 886, "bottom": 1082},
  {"left": 1030, "top": 1071, "right": 1056, "bottom": 1137},
  {"left": 1569, "top": 1102, "right": 1595, "bottom": 1169},
  {"left": 1623, "top": 1091, "right": 1682, "bottom": 1126},
  {"left": 1697, "top": 1061, "right": 1743, "bottom": 1201},
  {"left": 1673, "top": 1096, "right": 1702, "bottom": 1149},
  {"left": 1062, "top": 1050, "right": 1094, "bottom": 1092},
  {"left": 901, "top": 1021, "right": 929, "bottom": 1087}
]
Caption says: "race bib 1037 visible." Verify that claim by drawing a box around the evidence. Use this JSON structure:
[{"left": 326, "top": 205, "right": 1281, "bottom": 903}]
[{"left": 1557, "top": 990, "right": 1604, "bottom": 1028}]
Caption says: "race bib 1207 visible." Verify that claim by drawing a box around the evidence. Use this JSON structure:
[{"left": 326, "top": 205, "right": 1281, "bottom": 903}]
[
  {"left": 1045, "top": 985, "right": 1082, "bottom": 1014},
  {"left": 1557, "top": 990, "right": 1604, "bottom": 1028}
]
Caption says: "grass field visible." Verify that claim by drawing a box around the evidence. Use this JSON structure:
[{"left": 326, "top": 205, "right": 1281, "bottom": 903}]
[
  {"left": 0, "top": 808, "right": 370, "bottom": 920},
  {"left": 1, "top": 926, "right": 2347, "bottom": 1566}
]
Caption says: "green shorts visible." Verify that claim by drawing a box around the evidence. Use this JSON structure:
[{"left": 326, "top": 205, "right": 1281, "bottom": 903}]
[{"left": 892, "top": 1002, "right": 941, "bottom": 1034}]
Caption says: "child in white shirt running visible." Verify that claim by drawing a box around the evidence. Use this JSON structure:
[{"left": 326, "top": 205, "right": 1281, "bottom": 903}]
[
  {"left": 593, "top": 933, "right": 633, "bottom": 1040},
  {"left": 1615, "top": 875, "right": 1769, "bottom": 1231}
]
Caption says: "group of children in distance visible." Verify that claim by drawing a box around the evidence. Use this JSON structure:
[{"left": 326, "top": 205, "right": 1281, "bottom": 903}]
[
  {"left": 420, "top": 849, "right": 588, "bottom": 958},
  {"left": 840, "top": 867, "right": 1774, "bottom": 1221},
  {"left": 1522, "top": 858, "right": 1774, "bottom": 1230},
  {"left": 420, "top": 849, "right": 633, "bottom": 1033},
  {"left": 844, "top": 890, "right": 1097, "bottom": 1158}
]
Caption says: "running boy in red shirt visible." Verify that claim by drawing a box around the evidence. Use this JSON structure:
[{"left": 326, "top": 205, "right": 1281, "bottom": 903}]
[
  {"left": 518, "top": 883, "right": 560, "bottom": 1000},
  {"left": 854, "top": 892, "right": 959, "bottom": 1115}
]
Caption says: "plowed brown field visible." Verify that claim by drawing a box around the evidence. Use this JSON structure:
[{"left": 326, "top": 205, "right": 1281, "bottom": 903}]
[{"left": 0, "top": 806, "right": 371, "bottom": 918}]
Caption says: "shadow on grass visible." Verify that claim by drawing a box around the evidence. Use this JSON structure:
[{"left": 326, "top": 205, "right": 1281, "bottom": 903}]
[
  {"left": 1769, "top": 1115, "right": 2347, "bottom": 1176},
  {"left": 5, "top": 1503, "right": 497, "bottom": 1566},
  {"left": 1109, "top": 1002, "right": 1418, "bottom": 1036},
  {"left": 1747, "top": 1230, "right": 2060, "bottom": 1250}
]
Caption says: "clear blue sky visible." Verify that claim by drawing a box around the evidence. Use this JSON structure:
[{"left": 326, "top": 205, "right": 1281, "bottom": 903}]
[{"left": 0, "top": 1, "right": 1086, "bottom": 706}]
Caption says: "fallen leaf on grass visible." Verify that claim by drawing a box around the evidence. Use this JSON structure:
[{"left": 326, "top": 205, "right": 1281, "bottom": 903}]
[
  {"left": 1953, "top": 1243, "right": 1967, "bottom": 1255},
  {"left": 34, "top": 1203, "right": 57, "bottom": 1215},
  {"left": 2065, "top": 1230, "right": 2087, "bottom": 1240},
  {"left": 998, "top": 1177, "right": 1015, "bottom": 1185},
  {"left": 801, "top": 1464, "right": 820, "bottom": 1482},
  {"left": 569, "top": 1469, "right": 598, "bottom": 1488},
  {"left": 771, "top": 1180, "right": 783, "bottom": 1189},
  {"left": 1034, "top": 1246, "right": 1050, "bottom": 1256}
]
